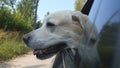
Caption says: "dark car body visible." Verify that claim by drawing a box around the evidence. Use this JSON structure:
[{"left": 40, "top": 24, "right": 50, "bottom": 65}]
[{"left": 86, "top": 0, "right": 120, "bottom": 68}]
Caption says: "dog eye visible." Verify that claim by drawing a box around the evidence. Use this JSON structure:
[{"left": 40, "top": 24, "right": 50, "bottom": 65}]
[{"left": 46, "top": 22, "right": 55, "bottom": 27}]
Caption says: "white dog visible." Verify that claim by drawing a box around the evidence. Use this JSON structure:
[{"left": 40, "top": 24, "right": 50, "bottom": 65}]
[{"left": 23, "top": 10, "right": 100, "bottom": 68}]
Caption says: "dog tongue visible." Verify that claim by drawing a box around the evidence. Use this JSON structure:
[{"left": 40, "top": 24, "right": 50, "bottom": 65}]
[{"left": 33, "top": 49, "right": 43, "bottom": 55}]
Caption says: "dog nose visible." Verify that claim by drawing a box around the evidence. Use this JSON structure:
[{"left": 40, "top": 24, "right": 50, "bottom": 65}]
[{"left": 23, "top": 34, "right": 31, "bottom": 44}]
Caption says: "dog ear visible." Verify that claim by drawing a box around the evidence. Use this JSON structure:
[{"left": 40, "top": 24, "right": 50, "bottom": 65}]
[
  {"left": 72, "top": 11, "right": 98, "bottom": 45},
  {"left": 72, "top": 11, "right": 84, "bottom": 29}
]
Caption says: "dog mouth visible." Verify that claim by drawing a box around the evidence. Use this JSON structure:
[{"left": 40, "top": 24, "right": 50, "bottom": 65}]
[{"left": 33, "top": 42, "right": 67, "bottom": 60}]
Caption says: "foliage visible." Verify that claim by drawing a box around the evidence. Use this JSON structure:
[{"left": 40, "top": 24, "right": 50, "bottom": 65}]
[
  {"left": 0, "top": 39, "right": 29, "bottom": 61},
  {"left": 0, "top": 0, "right": 41, "bottom": 31},
  {"left": 0, "top": 30, "right": 30, "bottom": 61},
  {"left": 0, "top": 7, "right": 33, "bottom": 33},
  {"left": 17, "top": 0, "right": 40, "bottom": 28},
  {"left": 33, "top": 0, "right": 39, "bottom": 28},
  {"left": 17, "top": 0, "right": 34, "bottom": 24},
  {"left": 0, "top": 0, "right": 41, "bottom": 61},
  {"left": 0, "top": 0, "right": 16, "bottom": 11},
  {"left": 36, "top": 20, "right": 42, "bottom": 29},
  {"left": 75, "top": 0, "right": 86, "bottom": 11},
  {"left": 44, "top": 11, "right": 50, "bottom": 17}
]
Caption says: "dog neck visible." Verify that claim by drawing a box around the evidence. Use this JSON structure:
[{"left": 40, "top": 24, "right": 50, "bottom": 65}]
[
  {"left": 52, "top": 48, "right": 77, "bottom": 68},
  {"left": 52, "top": 46, "right": 100, "bottom": 68}
]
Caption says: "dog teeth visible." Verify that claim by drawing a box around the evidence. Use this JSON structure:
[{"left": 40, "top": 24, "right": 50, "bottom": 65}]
[{"left": 33, "top": 46, "right": 56, "bottom": 55}]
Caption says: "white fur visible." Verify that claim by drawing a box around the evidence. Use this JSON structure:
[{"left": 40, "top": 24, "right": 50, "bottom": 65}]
[{"left": 24, "top": 10, "right": 100, "bottom": 68}]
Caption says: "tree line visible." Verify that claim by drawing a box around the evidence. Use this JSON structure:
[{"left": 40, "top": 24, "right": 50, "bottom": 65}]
[
  {"left": 0, "top": 0, "right": 41, "bottom": 32},
  {"left": 0, "top": 0, "right": 85, "bottom": 32}
]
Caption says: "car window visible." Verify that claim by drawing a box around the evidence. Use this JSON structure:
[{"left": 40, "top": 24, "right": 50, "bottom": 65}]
[{"left": 89, "top": 0, "right": 120, "bottom": 68}]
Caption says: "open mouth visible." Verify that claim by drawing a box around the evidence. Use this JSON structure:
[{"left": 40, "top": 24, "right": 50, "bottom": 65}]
[{"left": 33, "top": 42, "right": 67, "bottom": 60}]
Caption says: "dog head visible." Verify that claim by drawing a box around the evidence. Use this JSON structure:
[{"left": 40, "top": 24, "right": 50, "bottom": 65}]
[{"left": 23, "top": 10, "right": 98, "bottom": 59}]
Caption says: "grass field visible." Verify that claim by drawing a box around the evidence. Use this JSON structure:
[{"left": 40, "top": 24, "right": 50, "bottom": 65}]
[{"left": 0, "top": 29, "right": 30, "bottom": 61}]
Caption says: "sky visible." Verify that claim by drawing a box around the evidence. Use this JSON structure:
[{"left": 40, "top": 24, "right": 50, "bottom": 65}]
[{"left": 37, "top": 0, "right": 75, "bottom": 22}]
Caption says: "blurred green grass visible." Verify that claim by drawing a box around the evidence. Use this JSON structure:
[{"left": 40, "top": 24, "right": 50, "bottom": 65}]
[{"left": 0, "top": 29, "right": 30, "bottom": 61}]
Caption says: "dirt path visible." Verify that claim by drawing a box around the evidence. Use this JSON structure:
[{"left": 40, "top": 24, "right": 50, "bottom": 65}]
[{"left": 0, "top": 52, "right": 55, "bottom": 68}]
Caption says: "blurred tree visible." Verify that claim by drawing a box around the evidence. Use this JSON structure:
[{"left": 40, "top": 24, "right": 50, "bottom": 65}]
[
  {"left": 44, "top": 11, "right": 50, "bottom": 17},
  {"left": 33, "top": 0, "right": 39, "bottom": 29},
  {"left": 0, "top": 7, "right": 33, "bottom": 32},
  {"left": 0, "top": 0, "right": 16, "bottom": 11},
  {"left": 75, "top": 0, "right": 86, "bottom": 11},
  {"left": 17, "top": 0, "right": 34, "bottom": 25},
  {"left": 17, "top": 0, "right": 39, "bottom": 28},
  {"left": 36, "top": 20, "right": 42, "bottom": 29}
]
